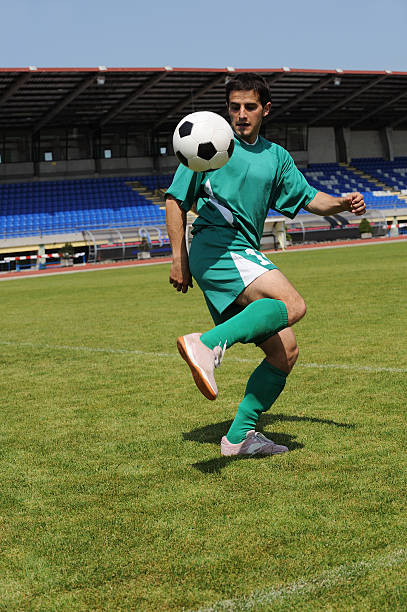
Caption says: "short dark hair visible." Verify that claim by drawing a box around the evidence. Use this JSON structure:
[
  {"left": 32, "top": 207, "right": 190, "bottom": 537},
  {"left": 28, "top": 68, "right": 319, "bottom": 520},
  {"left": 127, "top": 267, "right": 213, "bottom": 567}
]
[{"left": 225, "top": 72, "right": 271, "bottom": 107}]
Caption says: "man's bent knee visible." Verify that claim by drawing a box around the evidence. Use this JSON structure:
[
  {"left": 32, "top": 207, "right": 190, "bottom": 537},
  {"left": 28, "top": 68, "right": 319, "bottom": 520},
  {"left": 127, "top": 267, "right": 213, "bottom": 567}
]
[
  {"left": 285, "top": 297, "right": 306, "bottom": 326},
  {"left": 295, "top": 297, "right": 307, "bottom": 322}
]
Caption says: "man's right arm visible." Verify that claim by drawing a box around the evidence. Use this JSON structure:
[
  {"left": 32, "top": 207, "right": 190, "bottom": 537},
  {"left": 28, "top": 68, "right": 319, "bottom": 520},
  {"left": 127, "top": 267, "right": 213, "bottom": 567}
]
[{"left": 166, "top": 195, "right": 193, "bottom": 293}]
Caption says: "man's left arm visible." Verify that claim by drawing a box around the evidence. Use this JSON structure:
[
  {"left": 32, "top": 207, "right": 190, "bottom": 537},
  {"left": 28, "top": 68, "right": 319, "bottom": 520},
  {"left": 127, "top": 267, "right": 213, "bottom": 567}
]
[{"left": 304, "top": 191, "right": 366, "bottom": 217}]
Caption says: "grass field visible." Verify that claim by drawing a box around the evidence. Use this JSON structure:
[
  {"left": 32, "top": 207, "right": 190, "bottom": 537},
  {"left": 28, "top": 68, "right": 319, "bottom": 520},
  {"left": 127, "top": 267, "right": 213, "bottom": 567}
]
[{"left": 1, "top": 241, "right": 406, "bottom": 611}]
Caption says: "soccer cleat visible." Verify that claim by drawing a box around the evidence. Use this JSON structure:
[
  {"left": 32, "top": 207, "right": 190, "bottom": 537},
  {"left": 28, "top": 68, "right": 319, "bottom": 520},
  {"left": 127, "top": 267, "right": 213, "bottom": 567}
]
[
  {"left": 221, "top": 430, "right": 289, "bottom": 456},
  {"left": 177, "top": 333, "right": 225, "bottom": 400}
]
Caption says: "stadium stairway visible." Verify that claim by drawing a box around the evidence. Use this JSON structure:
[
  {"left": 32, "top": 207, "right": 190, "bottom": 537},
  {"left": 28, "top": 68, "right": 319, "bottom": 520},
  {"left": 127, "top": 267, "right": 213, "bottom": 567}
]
[
  {"left": 350, "top": 157, "right": 407, "bottom": 206},
  {"left": 133, "top": 173, "right": 200, "bottom": 225},
  {"left": 125, "top": 180, "right": 166, "bottom": 209},
  {"left": 300, "top": 161, "right": 407, "bottom": 212}
]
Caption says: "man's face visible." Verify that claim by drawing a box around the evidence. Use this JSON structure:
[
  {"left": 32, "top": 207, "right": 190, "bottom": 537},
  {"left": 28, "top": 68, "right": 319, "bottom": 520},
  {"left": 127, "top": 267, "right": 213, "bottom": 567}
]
[{"left": 227, "top": 89, "right": 271, "bottom": 144}]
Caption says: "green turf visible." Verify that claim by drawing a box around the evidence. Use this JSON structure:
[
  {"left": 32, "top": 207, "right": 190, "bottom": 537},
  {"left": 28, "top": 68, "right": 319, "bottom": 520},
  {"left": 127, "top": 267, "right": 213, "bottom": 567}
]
[{"left": 0, "top": 242, "right": 406, "bottom": 611}]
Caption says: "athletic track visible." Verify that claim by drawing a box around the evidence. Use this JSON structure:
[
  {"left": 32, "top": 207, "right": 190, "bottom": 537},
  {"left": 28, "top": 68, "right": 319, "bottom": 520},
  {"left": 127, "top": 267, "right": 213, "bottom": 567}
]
[{"left": 0, "top": 235, "right": 405, "bottom": 281}]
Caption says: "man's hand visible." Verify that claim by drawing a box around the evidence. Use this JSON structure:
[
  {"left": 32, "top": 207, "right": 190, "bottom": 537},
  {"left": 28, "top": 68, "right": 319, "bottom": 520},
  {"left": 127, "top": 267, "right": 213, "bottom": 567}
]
[
  {"left": 306, "top": 191, "right": 367, "bottom": 217},
  {"left": 166, "top": 195, "right": 193, "bottom": 293},
  {"left": 169, "top": 258, "right": 193, "bottom": 293},
  {"left": 339, "top": 192, "right": 366, "bottom": 216}
]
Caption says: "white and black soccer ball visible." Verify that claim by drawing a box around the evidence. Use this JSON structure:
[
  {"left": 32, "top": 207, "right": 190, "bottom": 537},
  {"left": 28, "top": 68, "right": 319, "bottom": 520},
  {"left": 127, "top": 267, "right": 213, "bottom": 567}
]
[{"left": 173, "top": 111, "right": 235, "bottom": 172}]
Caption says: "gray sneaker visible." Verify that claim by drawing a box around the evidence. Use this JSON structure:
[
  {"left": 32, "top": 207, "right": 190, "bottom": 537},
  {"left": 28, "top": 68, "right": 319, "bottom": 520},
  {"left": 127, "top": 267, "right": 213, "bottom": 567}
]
[
  {"left": 221, "top": 430, "right": 289, "bottom": 456},
  {"left": 177, "top": 333, "right": 225, "bottom": 400}
]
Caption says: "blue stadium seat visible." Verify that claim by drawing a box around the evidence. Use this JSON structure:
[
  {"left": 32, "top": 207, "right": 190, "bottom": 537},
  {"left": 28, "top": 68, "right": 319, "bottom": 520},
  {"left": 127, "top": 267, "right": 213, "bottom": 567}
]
[
  {"left": 0, "top": 175, "right": 169, "bottom": 237},
  {"left": 2, "top": 166, "right": 402, "bottom": 240},
  {"left": 301, "top": 161, "right": 406, "bottom": 210},
  {"left": 351, "top": 158, "right": 407, "bottom": 192}
]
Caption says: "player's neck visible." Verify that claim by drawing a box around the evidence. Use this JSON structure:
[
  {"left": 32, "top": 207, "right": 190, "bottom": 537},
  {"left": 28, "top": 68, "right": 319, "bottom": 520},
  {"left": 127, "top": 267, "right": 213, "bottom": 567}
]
[{"left": 234, "top": 131, "right": 259, "bottom": 146}]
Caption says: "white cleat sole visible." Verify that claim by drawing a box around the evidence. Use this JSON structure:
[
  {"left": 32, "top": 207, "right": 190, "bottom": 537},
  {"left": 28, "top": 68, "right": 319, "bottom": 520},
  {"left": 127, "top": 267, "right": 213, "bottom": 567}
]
[{"left": 177, "top": 335, "right": 218, "bottom": 400}]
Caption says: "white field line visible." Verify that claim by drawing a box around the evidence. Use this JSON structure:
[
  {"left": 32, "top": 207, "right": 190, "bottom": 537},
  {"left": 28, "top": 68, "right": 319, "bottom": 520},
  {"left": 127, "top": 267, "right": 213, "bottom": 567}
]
[
  {"left": 192, "top": 548, "right": 407, "bottom": 612},
  {"left": 0, "top": 340, "right": 405, "bottom": 374},
  {"left": 264, "top": 237, "right": 407, "bottom": 254}
]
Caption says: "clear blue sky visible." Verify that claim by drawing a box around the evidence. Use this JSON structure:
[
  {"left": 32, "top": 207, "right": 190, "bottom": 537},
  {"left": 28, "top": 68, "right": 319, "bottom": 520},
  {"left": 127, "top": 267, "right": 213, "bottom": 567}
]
[{"left": 1, "top": 0, "right": 406, "bottom": 71}]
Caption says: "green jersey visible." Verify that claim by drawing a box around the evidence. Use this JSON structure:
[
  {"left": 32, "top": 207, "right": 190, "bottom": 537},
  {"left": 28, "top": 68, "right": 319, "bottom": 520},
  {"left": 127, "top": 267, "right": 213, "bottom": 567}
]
[{"left": 166, "top": 134, "right": 318, "bottom": 249}]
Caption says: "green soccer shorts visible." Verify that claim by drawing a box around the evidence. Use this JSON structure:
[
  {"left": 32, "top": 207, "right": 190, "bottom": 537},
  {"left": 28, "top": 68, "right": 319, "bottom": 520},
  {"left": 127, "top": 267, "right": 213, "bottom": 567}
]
[{"left": 188, "top": 226, "right": 278, "bottom": 326}]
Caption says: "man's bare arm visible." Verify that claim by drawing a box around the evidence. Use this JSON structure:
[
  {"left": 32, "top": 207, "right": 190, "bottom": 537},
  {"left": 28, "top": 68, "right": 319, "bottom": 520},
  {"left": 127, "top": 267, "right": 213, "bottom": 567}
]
[
  {"left": 166, "top": 195, "right": 193, "bottom": 293},
  {"left": 305, "top": 191, "right": 366, "bottom": 217}
]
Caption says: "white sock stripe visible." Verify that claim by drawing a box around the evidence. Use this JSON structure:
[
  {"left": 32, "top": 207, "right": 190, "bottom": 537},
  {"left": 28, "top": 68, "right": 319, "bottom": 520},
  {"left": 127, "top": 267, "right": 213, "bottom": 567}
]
[
  {"left": 0, "top": 340, "right": 405, "bottom": 374},
  {"left": 192, "top": 548, "right": 407, "bottom": 611}
]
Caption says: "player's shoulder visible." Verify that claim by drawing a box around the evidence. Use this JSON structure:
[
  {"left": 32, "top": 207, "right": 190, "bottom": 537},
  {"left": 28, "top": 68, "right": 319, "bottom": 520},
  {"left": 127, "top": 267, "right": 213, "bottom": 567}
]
[
  {"left": 172, "top": 163, "right": 205, "bottom": 184},
  {"left": 259, "top": 136, "right": 290, "bottom": 157},
  {"left": 257, "top": 137, "right": 294, "bottom": 168}
]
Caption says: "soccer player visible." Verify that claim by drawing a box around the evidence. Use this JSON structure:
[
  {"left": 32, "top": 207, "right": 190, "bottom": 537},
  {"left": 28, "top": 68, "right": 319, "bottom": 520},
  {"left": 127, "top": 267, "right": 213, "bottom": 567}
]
[{"left": 165, "top": 73, "right": 366, "bottom": 457}]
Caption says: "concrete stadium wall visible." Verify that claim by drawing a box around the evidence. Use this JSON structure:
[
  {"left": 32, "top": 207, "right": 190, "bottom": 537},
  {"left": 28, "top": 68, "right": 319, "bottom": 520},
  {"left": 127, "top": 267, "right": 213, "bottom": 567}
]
[
  {"left": 0, "top": 156, "right": 176, "bottom": 180},
  {"left": 349, "top": 130, "right": 385, "bottom": 159},
  {"left": 157, "top": 155, "right": 178, "bottom": 173},
  {"left": 290, "top": 151, "right": 309, "bottom": 167},
  {"left": 392, "top": 130, "right": 407, "bottom": 157},
  {"left": 308, "top": 127, "right": 336, "bottom": 164},
  {"left": 0, "top": 162, "right": 34, "bottom": 179},
  {"left": 0, "top": 130, "right": 404, "bottom": 182},
  {"left": 96, "top": 157, "right": 155, "bottom": 174},
  {"left": 38, "top": 160, "right": 96, "bottom": 177}
]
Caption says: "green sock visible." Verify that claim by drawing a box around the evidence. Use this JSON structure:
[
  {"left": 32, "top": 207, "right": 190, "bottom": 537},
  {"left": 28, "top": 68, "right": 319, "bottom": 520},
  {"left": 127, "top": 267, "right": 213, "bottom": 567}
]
[
  {"left": 200, "top": 298, "right": 288, "bottom": 350},
  {"left": 226, "top": 360, "right": 287, "bottom": 444}
]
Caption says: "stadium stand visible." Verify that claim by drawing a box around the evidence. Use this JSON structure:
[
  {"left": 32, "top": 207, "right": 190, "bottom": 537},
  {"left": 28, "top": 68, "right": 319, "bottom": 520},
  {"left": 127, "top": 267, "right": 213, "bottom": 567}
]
[
  {"left": 0, "top": 166, "right": 401, "bottom": 243},
  {"left": 350, "top": 157, "right": 407, "bottom": 192},
  {"left": 301, "top": 162, "right": 407, "bottom": 210},
  {"left": 0, "top": 176, "right": 170, "bottom": 239},
  {"left": 0, "top": 67, "right": 406, "bottom": 273}
]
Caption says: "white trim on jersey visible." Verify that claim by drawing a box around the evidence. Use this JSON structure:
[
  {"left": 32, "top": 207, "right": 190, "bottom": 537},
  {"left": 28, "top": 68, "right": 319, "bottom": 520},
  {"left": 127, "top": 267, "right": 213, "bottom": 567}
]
[
  {"left": 204, "top": 178, "right": 234, "bottom": 226},
  {"left": 232, "top": 132, "right": 258, "bottom": 146}
]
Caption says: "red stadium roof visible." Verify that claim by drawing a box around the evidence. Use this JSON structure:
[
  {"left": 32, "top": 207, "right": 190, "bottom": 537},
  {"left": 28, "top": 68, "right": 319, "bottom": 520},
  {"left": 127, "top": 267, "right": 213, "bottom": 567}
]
[{"left": 0, "top": 66, "right": 406, "bottom": 133}]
